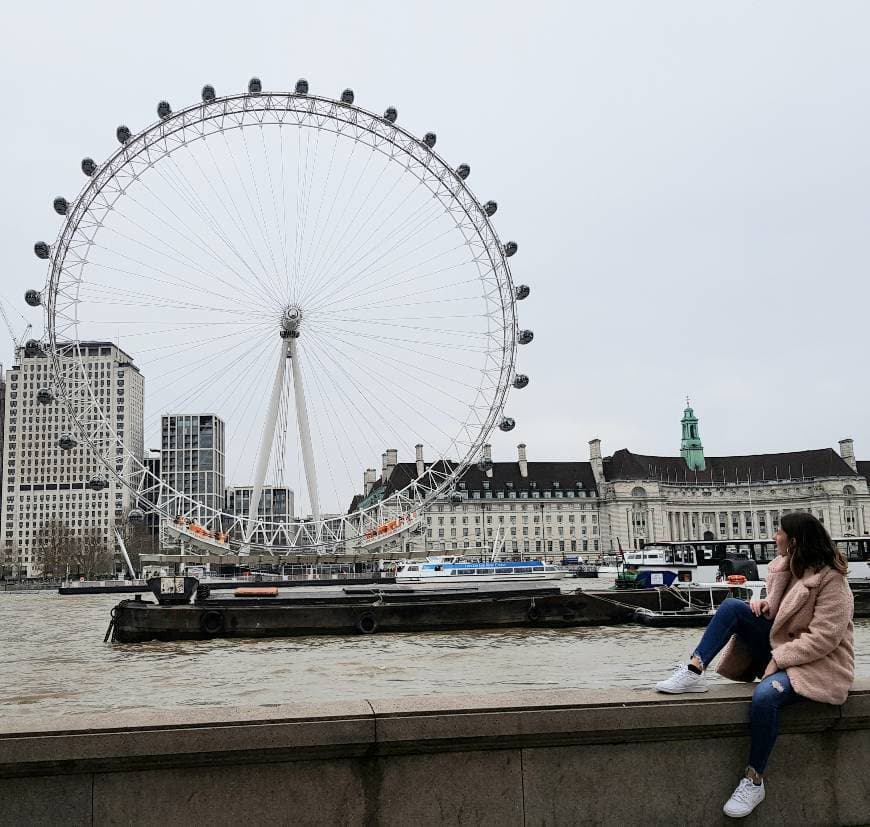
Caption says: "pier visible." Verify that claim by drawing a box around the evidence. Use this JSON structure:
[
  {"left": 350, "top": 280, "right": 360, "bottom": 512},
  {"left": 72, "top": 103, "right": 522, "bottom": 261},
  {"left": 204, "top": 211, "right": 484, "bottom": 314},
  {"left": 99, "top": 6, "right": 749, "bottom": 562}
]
[{"left": 2, "top": 680, "right": 867, "bottom": 826}]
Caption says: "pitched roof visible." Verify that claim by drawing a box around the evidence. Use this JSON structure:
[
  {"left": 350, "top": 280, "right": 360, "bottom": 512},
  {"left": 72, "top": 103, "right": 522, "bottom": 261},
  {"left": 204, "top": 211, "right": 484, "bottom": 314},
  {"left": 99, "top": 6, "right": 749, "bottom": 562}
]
[
  {"left": 856, "top": 461, "right": 870, "bottom": 484},
  {"left": 604, "top": 448, "right": 858, "bottom": 483},
  {"left": 346, "top": 459, "right": 597, "bottom": 513}
]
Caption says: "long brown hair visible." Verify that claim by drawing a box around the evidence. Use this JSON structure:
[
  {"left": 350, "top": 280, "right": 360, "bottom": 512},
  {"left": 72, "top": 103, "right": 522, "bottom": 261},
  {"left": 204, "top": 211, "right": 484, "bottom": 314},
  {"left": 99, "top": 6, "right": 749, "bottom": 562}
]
[{"left": 780, "top": 511, "right": 848, "bottom": 578}]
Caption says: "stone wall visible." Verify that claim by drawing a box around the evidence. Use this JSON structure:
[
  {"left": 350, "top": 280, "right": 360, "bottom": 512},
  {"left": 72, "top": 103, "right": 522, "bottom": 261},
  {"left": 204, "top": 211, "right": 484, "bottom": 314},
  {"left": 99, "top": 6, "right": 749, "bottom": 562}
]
[{"left": 1, "top": 680, "right": 868, "bottom": 826}]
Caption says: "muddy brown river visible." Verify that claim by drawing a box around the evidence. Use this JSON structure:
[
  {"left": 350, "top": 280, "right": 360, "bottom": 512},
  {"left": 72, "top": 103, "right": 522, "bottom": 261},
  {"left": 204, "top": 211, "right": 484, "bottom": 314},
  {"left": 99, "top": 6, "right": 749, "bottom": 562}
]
[{"left": 3, "top": 590, "right": 868, "bottom": 725}]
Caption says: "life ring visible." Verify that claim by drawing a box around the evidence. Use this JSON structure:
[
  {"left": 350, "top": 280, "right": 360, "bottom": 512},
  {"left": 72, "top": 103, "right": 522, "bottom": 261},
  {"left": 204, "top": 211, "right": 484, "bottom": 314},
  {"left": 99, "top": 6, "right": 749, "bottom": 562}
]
[
  {"left": 726, "top": 574, "right": 747, "bottom": 585},
  {"left": 200, "top": 609, "right": 225, "bottom": 635},
  {"left": 356, "top": 613, "right": 378, "bottom": 634},
  {"left": 528, "top": 604, "right": 543, "bottom": 622}
]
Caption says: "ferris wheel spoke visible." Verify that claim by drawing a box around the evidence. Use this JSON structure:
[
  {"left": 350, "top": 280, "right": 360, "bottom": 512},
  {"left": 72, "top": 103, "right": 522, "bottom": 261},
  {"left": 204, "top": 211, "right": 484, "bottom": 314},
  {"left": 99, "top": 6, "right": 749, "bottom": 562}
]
[
  {"left": 201, "top": 137, "right": 286, "bottom": 305},
  {"left": 292, "top": 128, "right": 339, "bottom": 301},
  {"left": 300, "top": 337, "right": 421, "bottom": 465},
  {"left": 304, "top": 326, "right": 477, "bottom": 422},
  {"left": 169, "top": 146, "right": 285, "bottom": 304},
  {"left": 314, "top": 271, "right": 479, "bottom": 318},
  {"left": 78, "top": 281, "right": 265, "bottom": 317},
  {"left": 85, "top": 259, "right": 264, "bottom": 316},
  {"left": 301, "top": 158, "right": 419, "bottom": 305},
  {"left": 293, "top": 127, "right": 325, "bottom": 305},
  {"left": 85, "top": 241, "right": 262, "bottom": 313},
  {"left": 152, "top": 342, "right": 273, "bottom": 444},
  {"left": 147, "top": 332, "right": 271, "bottom": 398},
  {"left": 291, "top": 131, "right": 355, "bottom": 303},
  {"left": 295, "top": 147, "right": 377, "bottom": 302},
  {"left": 302, "top": 189, "right": 445, "bottom": 311},
  {"left": 308, "top": 232, "right": 468, "bottom": 315},
  {"left": 135, "top": 323, "right": 272, "bottom": 364},
  {"left": 239, "top": 128, "right": 284, "bottom": 293},
  {"left": 129, "top": 166, "right": 279, "bottom": 308},
  {"left": 303, "top": 327, "right": 464, "bottom": 446},
  {"left": 307, "top": 325, "right": 484, "bottom": 394},
  {"left": 305, "top": 322, "right": 493, "bottom": 355}
]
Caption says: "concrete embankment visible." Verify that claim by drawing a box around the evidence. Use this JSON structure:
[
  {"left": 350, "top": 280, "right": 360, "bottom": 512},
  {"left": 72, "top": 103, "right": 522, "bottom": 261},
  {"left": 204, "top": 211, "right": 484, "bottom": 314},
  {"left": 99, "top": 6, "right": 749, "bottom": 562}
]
[{"left": 1, "top": 680, "right": 867, "bottom": 826}]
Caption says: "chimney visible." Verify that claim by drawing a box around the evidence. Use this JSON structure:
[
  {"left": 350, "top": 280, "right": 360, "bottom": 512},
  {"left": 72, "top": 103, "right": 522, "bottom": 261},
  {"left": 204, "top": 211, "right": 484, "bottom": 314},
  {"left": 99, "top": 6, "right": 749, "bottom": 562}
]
[
  {"left": 415, "top": 444, "right": 425, "bottom": 478},
  {"left": 364, "top": 468, "right": 376, "bottom": 496},
  {"left": 589, "top": 438, "right": 605, "bottom": 493},
  {"left": 517, "top": 443, "right": 528, "bottom": 478},
  {"left": 385, "top": 448, "right": 398, "bottom": 481},
  {"left": 381, "top": 452, "right": 387, "bottom": 477},
  {"left": 838, "top": 438, "right": 857, "bottom": 473},
  {"left": 483, "top": 443, "right": 493, "bottom": 478}
]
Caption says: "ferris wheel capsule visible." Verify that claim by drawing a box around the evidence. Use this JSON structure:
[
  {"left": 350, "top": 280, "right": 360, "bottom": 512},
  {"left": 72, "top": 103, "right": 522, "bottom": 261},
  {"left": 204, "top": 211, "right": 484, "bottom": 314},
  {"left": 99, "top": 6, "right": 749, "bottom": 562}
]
[
  {"left": 53, "top": 197, "right": 69, "bottom": 216},
  {"left": 295, "top": 78, "right": 309, "bottom": 95},
  {"left": 24, "top": 339, "right": 42, "bottom": 357},
  {"left": 498, "top": 417, "right": 516, "bottom": 432},
  {"left": 116, "top": 125, "right": 131, "bottom": 144},
  {"left": 127, "top": 508, "right": 145, "bottom": 523},
  {"left": 422, "top": 132, "right": 436, "bottom": 148},
  {"left": 248, "top": 77, "right": 262, "bottom": 94},
  {"left": 34, "top": 242, "right": 50, "bottom": 259},
  {"left": 515, "top": 285, "right": 530, "bottom": 301},
  {"left": 201, "top": 85, "right": 216, "bottom": 102},
  {"left": 25, "top": 289, "right": 42, "bottom": 307},
  {"left": 157, "top": 101, "right": 172, "bottom": 119},
  {"left": 87, "top": 475, "right": 109, "bottom": 491},
  {"left": 513, "top": 374, "right": 529, "bottom": 389},
  {"left": 36, "top": 387, "right": 54, "bottom": 405},
  {"left": 456, "top": 164, "right": 470, "bottom": 180},
  {"left": 518, "top": 329, "right": 534, "bottom": 345},
  {"left": 58, "top": 433, "right": 78, "bottom": 451},
  {"left": 81, "top": 157, "right": 97, "bottom": 176},
  {"left": 483, "top": 200, "right": 497, "bottom": 217},
  {"left": 504, "top": 241, "right": 518, "bottom": 257},
  {"left": 340, "top": 88, "right": 354, "bottom": 105},
  {"left": 383, "top": 107, "right": 397, "bottom": 123}
]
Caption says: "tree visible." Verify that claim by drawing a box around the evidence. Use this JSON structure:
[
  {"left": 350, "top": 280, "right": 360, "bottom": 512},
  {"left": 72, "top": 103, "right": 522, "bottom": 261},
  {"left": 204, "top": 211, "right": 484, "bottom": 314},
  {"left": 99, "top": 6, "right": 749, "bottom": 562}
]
[
  {"left": 77, "top": 528, "right": 113, "bottom": 580},
  {"left": 34, "top": 521, "right": 77, "bottom": 578}
]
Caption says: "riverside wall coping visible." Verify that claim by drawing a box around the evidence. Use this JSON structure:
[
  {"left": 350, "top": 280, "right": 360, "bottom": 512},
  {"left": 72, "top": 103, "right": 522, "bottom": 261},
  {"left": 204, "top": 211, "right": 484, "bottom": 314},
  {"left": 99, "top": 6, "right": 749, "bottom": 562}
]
[{"left": 1, "top": 679, "right": 868, "bottom": 778}]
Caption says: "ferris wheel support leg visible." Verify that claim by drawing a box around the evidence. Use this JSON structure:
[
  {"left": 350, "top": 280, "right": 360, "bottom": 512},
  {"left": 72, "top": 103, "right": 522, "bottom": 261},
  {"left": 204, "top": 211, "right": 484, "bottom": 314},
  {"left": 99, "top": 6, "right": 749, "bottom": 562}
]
[
  {"left": 288, "top": 338, "right": 321, "bottom": 527},
  {"left": 243, "top": 342, "right": 288, "bottom": 546}
]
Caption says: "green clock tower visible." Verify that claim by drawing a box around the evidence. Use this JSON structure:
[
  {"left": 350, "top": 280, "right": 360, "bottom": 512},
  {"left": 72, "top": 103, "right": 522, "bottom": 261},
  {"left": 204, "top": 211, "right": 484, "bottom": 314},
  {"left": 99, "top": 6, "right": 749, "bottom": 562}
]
[{"left": 680, "top": 399, "right": 706, "bottom": 471}]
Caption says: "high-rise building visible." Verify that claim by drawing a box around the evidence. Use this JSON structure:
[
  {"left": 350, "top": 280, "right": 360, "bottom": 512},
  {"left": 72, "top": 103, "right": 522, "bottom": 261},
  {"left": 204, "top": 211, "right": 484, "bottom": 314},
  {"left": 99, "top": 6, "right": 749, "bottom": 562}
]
[
  {"left": 226, "top": 485, "right": 294, "bottom": 545},
  {"left": 160, "top": 414, "right": 225, "bottom": 521},
  {"left": 2, "top": 342, "right": 144, "bottom": 576}
]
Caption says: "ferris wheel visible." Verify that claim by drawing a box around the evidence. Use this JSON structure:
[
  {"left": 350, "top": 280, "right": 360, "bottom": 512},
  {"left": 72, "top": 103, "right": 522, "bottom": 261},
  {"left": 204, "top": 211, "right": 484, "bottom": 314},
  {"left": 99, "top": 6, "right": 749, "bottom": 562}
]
[{"left": 29, "top": 78, "right": 532, "bottom": 554}]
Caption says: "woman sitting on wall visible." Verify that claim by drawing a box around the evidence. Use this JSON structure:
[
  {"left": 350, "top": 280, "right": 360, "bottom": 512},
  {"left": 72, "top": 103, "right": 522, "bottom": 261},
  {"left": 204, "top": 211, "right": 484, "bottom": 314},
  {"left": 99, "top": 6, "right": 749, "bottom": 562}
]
[{"left": 654, "top": 511, "right": 854, "bottom": 818}]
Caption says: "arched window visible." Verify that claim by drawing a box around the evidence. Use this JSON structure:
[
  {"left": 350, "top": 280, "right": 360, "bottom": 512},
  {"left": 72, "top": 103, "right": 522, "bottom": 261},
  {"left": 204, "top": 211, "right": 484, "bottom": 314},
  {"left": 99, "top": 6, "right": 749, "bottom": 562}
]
[
  {"left": 631, "top": 486, "right": 647, "bottom": 499},
  {"left": 844, "top": 485, "right": 856, "bottom": 507}
]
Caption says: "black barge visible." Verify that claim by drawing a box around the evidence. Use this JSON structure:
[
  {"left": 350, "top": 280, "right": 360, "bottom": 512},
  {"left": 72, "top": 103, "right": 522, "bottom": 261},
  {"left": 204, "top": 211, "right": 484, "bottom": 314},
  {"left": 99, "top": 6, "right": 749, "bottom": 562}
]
[{"left": 108, "top": 578, "right": 742, "bottom": 643}]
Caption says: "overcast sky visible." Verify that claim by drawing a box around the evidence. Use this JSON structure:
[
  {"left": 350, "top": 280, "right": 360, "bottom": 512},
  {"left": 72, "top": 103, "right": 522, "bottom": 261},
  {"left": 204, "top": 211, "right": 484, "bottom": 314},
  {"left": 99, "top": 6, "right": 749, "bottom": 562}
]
[{"left": 2, "top": 0, "right": 868, "bottom": 470}]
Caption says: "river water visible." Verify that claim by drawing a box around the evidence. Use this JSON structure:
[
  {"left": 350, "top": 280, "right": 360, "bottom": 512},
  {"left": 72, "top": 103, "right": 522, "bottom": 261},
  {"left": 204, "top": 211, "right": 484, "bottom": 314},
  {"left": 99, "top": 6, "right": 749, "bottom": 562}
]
[{"left": 3, "top": 590, "right": 868, "bottom": 725}]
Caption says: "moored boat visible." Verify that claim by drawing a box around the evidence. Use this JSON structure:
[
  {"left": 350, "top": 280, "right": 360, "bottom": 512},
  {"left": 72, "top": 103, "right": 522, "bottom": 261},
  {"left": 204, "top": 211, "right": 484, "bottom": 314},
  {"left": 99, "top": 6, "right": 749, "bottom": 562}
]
[{"left": 395, "top": 556, "right": 568, "bottom": 583}]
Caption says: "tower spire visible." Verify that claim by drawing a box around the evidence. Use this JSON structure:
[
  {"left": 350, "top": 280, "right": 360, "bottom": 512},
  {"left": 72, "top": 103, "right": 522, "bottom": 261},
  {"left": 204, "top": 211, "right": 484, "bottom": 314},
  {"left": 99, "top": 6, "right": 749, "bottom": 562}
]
[{"left": 680, "top": 400, "right": 706, "bottom": 471}]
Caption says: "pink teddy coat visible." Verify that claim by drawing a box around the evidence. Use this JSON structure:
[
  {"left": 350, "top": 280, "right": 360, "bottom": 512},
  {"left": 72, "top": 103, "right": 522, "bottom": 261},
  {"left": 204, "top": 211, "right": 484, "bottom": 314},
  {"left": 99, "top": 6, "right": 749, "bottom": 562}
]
[{"left": 716, "top": 554, "right": 855, "bottom": 705}]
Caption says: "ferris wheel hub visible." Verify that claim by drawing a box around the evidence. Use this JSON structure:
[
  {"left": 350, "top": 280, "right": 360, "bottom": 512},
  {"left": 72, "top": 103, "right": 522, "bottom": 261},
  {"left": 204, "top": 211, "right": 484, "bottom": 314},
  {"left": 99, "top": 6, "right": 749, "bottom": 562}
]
[{"left": 281, "top": 305, "right": 303, "bottom": 338}]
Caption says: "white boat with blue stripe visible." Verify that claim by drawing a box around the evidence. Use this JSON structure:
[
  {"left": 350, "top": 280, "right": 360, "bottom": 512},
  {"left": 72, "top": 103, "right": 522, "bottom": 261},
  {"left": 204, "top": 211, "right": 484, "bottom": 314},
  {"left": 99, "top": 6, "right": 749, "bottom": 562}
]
[{"left": 395, "top": 556, "right": 568, "bottom": 583}]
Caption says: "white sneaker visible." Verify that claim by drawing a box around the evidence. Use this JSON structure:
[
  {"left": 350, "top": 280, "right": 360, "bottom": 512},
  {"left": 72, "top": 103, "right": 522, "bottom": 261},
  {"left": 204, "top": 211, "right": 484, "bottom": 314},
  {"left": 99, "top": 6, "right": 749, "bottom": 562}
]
[
  {"left": 723, "top": 777, "right": 765, "bottom": 817},
  {"left": 654, "top": 663, "right": 708, "bottom": 694}
]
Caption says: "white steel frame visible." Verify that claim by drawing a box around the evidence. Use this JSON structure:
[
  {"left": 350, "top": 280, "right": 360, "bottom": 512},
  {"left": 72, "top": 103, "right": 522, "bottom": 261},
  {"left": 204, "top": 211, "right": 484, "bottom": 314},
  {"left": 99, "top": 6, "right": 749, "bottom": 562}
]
[{"left": 42, "top": 88, "right": 520, "bottom": 554}]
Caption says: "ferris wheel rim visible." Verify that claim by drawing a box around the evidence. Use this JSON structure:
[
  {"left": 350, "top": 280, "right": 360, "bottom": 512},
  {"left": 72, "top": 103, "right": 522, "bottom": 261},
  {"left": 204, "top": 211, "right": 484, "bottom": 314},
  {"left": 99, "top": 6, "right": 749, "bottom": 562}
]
[{"left": 40, "top": 85, "right": 523, "bottom": 553}]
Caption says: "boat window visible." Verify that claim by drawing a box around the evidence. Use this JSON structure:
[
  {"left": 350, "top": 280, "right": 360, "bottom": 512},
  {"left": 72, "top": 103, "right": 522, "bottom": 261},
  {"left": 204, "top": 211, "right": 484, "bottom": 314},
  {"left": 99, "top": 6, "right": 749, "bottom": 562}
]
[{"left": 407, "top": 565, "right": 419, "bottom": 572}]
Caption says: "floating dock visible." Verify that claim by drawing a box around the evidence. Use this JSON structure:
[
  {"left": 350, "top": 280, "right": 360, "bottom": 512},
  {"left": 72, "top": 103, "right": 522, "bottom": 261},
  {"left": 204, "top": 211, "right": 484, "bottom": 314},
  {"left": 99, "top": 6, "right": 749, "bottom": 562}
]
[{"left": 108, "top": 581, "right": 740, "bottom": 643}]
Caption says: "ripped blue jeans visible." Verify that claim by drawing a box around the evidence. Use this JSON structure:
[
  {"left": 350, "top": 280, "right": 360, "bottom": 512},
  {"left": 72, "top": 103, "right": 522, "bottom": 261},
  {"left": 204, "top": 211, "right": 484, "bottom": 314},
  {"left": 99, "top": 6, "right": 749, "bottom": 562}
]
[{"left": 693, "top": 597, "right": 800, "bottom": 774}]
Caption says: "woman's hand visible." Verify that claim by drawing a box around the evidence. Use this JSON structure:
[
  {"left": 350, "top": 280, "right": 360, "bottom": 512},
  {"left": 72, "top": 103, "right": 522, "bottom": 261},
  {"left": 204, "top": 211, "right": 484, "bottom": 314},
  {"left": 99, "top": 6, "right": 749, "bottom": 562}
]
[
  {"left": 762, "top": 659, "right": 779, "bottom": 679},
  {"left": 749, "top": 598, "right": 770, "bottom": 617}
]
